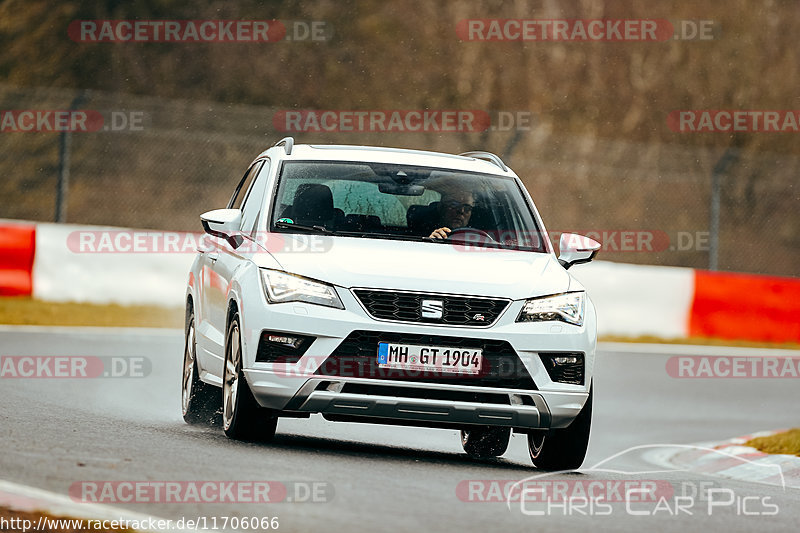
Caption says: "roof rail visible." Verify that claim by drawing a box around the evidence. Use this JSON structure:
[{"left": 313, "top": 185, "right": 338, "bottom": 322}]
[
  {"left": 458, "top": 151, "right": 508, "bottom": 172},
  {"left": 274, "top": 137, "right": 294, "bottom": 155}
]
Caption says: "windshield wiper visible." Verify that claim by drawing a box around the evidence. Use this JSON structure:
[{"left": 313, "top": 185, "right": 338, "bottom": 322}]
[
  {"left": 330, "top": 230, "right": 430, "bottom": 242},
  {"left": 274, "top": 220, "right": 332, "bottom": 233}
]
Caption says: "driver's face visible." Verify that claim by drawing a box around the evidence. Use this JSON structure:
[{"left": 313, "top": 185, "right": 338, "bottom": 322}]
[{"left": 440, "top": 191, "right": 475, "bottom": 228}]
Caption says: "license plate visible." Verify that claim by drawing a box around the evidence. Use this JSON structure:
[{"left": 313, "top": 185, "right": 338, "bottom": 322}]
[{"left": 377, "top": 342, "right": 482, "bottom": 375}]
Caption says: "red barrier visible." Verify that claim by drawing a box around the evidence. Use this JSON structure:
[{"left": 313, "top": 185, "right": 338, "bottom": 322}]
[
  {"left": 690, "top": 270, "right": 800, "bottom": 343},
  {"left": 0, "top": 223, "right": 36, "bottom": 296}
]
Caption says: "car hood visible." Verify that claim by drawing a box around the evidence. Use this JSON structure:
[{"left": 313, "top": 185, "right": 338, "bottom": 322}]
[{"left": 257, "top": 235, "right": 571, "bottom": 300}]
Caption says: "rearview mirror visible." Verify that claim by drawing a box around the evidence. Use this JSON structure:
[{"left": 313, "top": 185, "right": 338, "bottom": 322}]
[
  {"left": 558, "top": 233, "right": 601, "bottom": 269},
  {"left": 378, "top": 183, "right": 426, "bottom": 196},
  {"left": 200, "top": 209, "right": 243, "bottom": 248}
]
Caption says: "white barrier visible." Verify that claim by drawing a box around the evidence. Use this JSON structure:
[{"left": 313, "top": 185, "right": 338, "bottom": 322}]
[
  {"left": 33, "top": 222, "right": 194, "bottom": 306},
  {"left": 571, "top": 261, "right": 693, "bottom": 338}
]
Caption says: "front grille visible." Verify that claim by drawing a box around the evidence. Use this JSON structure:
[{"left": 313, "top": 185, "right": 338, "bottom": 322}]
[
  {"left": 315, "top": 330, "right": 537, "bottom": 390},
  {"left": 353, "top": 289, "right": 509, "bottom": 327}
]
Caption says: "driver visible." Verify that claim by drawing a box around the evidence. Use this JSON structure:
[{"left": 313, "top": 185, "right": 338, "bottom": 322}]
[{"left": 428, "top": 189, "right": 475, "bottom": 239}]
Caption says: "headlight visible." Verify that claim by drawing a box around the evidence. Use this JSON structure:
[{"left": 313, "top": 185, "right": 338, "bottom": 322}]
[
  {"left": 517, "top": 292, "right": 585, "bottom": 326},
  {"left": 260, "top": 269, "right": 344, "bottom": 309}
]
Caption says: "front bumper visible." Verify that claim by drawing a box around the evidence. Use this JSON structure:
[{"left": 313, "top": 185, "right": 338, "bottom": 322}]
[{"left": 240, "top": 284, "right": 596, "bottom": 431}]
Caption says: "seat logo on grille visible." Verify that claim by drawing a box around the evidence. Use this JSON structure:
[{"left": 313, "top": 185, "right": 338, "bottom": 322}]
[{"left": 421, "top": 299, "right": 444, "bottom": 319}]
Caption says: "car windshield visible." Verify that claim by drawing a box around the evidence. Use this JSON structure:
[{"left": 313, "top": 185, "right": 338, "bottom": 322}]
[{"left": 270, "top": 160, "right": 547, "bottom": 252}]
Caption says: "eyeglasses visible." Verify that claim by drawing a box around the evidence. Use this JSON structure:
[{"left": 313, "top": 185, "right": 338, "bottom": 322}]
[{"left": 443, "top": 201, "right": 474, "bottom": 213}]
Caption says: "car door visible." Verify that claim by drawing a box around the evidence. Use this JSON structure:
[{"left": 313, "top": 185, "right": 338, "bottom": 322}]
[{"left": 195, "top": 160, "right": 265, "bottom": 381}]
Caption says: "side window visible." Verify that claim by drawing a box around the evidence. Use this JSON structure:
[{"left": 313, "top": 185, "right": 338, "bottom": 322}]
[
  {"left": 240, "top": 160, "right": 270, "bottom": 236},
  {"left": 228, "top": 161, "right": 262, "bottom": 210}
]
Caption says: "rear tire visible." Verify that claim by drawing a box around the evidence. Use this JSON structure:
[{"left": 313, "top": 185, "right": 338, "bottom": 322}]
[
  {"left": 181, "top": 311, "right": 221, "bottom": 425},
  {"left": 222, "top": 313, "right": 278, "bottom": 441},
  {"left": 461, "top": 426, "right": 511, "bottom": 458},
  {"left": 528, "top": 386, "right": 592, "bottom": 470}
]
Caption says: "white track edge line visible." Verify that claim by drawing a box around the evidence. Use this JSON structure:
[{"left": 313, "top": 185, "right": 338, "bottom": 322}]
[{"left": 0, "top": 479, "right": 199, "bottom": 532}]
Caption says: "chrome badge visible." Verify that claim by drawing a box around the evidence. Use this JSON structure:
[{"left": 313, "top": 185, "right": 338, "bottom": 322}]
[{"left": 421, "top": 299, "right": 444, "bottom": 319}]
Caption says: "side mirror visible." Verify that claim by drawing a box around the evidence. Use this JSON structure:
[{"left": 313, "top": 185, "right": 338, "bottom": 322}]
[
  {"left": 200, "top": 209, "right": 243, "bottom": 248},
  {"left": 558, "top": 233, "right": 601, "bottom": 269}
]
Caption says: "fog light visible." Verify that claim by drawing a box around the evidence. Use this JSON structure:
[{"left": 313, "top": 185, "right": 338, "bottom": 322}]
[
  {"left": 267, "top": 334, "right": 304, "bottom": 348},
  {"left": 553, "top": 355, "right": 579, "bottom": 365}
]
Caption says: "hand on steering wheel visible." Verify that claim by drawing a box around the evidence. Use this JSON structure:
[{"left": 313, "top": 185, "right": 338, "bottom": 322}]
[
  {"left": 428, "top": 227, "right": 452, "bottom": 239},
  {"left": 428, "top": 226, "right": 497, "bottom": 243}
]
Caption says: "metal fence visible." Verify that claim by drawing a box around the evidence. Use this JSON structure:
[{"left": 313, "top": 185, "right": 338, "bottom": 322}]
[{"left": 1, "top": 84, "right": 797, "bottom": 276}]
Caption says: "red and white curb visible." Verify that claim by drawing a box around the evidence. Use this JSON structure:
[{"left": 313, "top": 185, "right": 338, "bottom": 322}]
[
  {"left": 645, "top": 431, "right": 800, "bottom": 490},
  {"left": 0, "top": 479, "right": 199, "bottom": 532}
]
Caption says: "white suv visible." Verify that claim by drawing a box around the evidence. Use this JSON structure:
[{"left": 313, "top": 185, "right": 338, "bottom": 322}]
[{"left": 181, "top": 138, "right": 600, "bottom": 469}]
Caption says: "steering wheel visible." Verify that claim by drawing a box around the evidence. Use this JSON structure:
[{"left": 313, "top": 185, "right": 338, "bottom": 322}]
[{"left": 447, "top": 227, "right": 497, "bottom": 243}]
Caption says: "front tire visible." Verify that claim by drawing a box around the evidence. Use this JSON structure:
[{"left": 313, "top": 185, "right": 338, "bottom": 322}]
[
  {"left": 461, "top": 426, "right": 511, "bottom": 458},
  {"left": 528, "top": 386, "right": 592, "bottom": 470},
  {"left": 222, "top": 313, "right": 278, "bottom": 441},
  {"left": 182, "top": 311, "right": 220, "bottom": 425}
]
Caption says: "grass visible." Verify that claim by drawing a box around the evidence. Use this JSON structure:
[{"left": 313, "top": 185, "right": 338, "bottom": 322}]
[
  {"left": 745, "top": 429, "right": 800, "bottom": 457},
  {"left": 599, "top": 334, "right": 800, "bottom": 350},
  {"left": 0, "top": 296, "right": 183, "bottom": 329}
]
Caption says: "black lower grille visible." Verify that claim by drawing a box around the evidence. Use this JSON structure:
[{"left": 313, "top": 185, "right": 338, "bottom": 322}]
[
  {"left": 314, "top": 330, "right": 537, "bottom": 390},
  {"left": 353, "top": 289, "right": 509, "bottom": 326}
]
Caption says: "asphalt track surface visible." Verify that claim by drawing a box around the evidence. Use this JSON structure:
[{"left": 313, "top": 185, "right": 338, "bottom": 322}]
[{"left": 1, "top": 326, "right": 798, "bottom": 532}]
